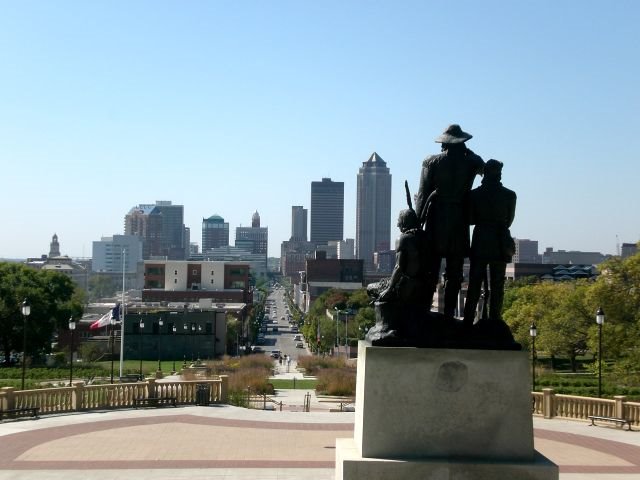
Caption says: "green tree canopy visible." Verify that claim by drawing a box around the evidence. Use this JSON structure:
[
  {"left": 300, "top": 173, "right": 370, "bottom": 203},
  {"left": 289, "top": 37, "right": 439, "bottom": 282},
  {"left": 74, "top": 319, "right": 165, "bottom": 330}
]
[
  {"left": 300, "top": 288, "right": 373, "bottom": 353},
  {"left": 0, "top": 262, "right": 83, "bottom": 363},
  {"left": 588, "top": 251, "right": 640, "bottom": 380}
]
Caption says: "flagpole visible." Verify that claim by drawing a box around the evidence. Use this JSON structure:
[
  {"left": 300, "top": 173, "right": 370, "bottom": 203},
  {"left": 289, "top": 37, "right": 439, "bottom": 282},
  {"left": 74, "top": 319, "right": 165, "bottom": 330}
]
[{"left": 119, "top": 248, "right": 126, "bottom": 379}]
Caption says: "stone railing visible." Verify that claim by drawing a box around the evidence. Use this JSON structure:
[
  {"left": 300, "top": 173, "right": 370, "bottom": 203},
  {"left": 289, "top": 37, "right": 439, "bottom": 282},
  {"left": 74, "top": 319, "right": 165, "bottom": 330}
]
[
  {"left": 533, "top": 388, "right": 640, "bottom": 425},
  {"left": 0, "top": 375, "right": 228, "bottom": 416}
]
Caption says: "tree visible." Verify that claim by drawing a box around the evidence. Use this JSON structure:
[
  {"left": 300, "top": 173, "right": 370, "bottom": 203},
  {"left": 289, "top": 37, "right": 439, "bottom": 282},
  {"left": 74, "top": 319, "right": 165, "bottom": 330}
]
[
  {"left": 225, "top": 315, "right": 239, "bottom": 355},
  {"left": 87, "top": 274, "right": 118, "bottom": 301},
  {"left": 588, "top": 250, "right": 640, "bottom": 383},
  {"left": 503, "top": 280, "right": 595, "bottom": 371},
  {"left": 299, "top": 288, "right": 377, "bottom": 352},
  {"left": 0, "top": 262, "right": 84, "bottom": 364}
]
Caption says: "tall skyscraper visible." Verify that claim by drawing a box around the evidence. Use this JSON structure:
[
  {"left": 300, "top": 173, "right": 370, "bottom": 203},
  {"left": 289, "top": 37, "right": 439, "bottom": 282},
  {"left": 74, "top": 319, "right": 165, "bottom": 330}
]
[
  {"left": 235, "top": 211, "right": 268, "bottom": 256},
  {"left": 202, "top": 214, "right": 229, "bottom": 251},
  {"left": 291, "top": 206, "right": 308, "bottom": 241},
  {"left": 235, "top": 211, "right": 268, "bottom": 278},
  {"left": 356, "top": 152, "right": 392, "bottom": 270},
  {"left": 124, "top": 200, "right": 186, "bottom": 260},
  {"left": 310, "top": 178, "right": 344, "bottom": 246}
]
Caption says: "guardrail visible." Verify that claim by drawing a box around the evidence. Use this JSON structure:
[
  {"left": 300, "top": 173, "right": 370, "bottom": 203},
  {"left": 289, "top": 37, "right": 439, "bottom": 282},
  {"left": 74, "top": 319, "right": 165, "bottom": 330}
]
[
  {"left": 534, "top": 388, "right": 640, "bottom": 426},
  {"left": 0, "top": 376, "right": 228, "bottom": 416}
]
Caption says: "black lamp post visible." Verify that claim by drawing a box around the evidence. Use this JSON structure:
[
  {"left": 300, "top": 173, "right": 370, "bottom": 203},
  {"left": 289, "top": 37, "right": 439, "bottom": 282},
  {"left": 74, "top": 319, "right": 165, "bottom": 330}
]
[
  {"left": 138, "top": 318, "right": 145, "bottom": 380},
  {"left": 68, "top": 317, "right": 76, "bottom": 386},
  {"left": 191, "top": 323, "right": 196, "bottom": 361},
  {"left": 596, "top": 307, "right": 605, "bottom": 397},
  {"left": 157, "top": 317, "right": 163, "bottom": 372},
  {"left": 21, "top": 299, "right": 31, "bottom": 390},
  {"left": 344, "top": 310, "right": 349, "bottom": 359},
  {"left": 529, "top": 323, "right": 537, "bottom": 391},
  {"left": 183, "top": 323, "right": 189, "bottom": 365},
  {"left": 172, "top": 325, "right": 177, "bottom": 373},
  {"left": 334, "top": 307, "right": 340, "bottom": 355}
]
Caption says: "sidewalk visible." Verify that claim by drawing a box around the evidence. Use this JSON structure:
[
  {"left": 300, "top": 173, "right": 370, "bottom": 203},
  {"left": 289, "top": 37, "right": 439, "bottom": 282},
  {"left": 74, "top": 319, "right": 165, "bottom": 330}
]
[{"left": 1, "top": 402, "right": 640, "bottom": 479}]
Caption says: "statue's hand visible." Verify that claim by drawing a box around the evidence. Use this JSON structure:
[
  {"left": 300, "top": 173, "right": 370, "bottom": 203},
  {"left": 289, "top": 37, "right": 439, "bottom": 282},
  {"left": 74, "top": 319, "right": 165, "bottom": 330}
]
[{"left": 378, "top": 288, "right": 394, "bottom": 302}]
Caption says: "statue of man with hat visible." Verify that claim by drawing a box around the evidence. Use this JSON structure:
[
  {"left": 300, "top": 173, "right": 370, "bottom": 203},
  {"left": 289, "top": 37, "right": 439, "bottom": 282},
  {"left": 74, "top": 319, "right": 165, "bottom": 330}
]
[{"left": 415, "top": 124, "right": 484, "bottom": 319}]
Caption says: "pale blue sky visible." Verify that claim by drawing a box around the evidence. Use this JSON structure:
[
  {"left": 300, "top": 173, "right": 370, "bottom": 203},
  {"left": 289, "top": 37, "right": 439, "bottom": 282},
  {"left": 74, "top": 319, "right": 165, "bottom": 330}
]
[{"left": 1, "top": 1, "right": 638, "bottom": 259}]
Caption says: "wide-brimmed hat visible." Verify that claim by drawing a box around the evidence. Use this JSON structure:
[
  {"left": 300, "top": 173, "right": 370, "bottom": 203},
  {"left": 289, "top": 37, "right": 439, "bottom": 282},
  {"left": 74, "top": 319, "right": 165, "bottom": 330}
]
[{"left": 435, "top": 124, "right": 472, "bottom": 144}]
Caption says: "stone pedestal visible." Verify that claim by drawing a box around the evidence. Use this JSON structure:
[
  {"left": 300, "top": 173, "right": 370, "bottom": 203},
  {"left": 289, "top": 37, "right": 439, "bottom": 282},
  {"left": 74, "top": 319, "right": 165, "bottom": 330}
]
[{"left": 335, "top": 342, "right": 558, "bottom": 480}]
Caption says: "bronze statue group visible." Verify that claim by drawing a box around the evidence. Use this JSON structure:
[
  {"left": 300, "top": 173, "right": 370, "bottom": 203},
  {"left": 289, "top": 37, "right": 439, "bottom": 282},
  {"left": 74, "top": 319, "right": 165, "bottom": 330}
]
[{"left": 367, "top": 124, "right": 519, "bottom": 350}]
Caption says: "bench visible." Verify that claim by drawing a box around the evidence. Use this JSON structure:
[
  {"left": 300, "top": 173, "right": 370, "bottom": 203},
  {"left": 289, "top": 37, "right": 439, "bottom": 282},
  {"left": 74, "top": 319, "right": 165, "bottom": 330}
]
[
  {"left": 133, "top": 396, "right": 177, "bottom": 409},
  {"left": 0, "top": 407, "right": 39, "bottom": 421},
  {"left": 588, "top": 415, "right": 633, "bottom": 431}
]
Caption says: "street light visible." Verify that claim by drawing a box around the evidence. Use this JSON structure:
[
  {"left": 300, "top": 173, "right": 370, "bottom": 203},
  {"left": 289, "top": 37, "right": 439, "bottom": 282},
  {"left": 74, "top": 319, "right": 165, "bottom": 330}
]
[
  {"left": 157, "top": 317, "right": 164, "bottom": 372},
  {"left": 172, "top": 325, "right": 177, "bottom": 373},
  {"left": 596, "top": 307, "right": 605, "bottom": 398},
  {"left": 334, "top": 307, "right": 340, "bottom": 356},
  {"left": 138, "top": 319, "right": 145, "bottom": 380},
  {"left": 21, "top": 299, "right": 31, "bottom": 390},
  {"left": 344, "top": 310, "right": 349, "bottom": 359},
  {"left": 184, "top": 323, "right": 188, "bottom": 366},
  {"left": 191, "top": 323, "right": 196, "bottom": 361},
  {"left": 68, "top": 317, "right": 76, "bottom": 386},
  {"left": 529, "top": 323, "right": 537, "bottom": 391}
]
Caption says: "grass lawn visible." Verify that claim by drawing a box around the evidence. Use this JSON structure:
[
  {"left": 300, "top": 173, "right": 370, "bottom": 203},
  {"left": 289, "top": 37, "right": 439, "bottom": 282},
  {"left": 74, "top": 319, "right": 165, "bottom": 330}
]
[
  {"left": 95, "top": 359, "right": 186, "bottom": 376},
  {"left": 269, "top": 378, "right": 317, "bottom": 390}
]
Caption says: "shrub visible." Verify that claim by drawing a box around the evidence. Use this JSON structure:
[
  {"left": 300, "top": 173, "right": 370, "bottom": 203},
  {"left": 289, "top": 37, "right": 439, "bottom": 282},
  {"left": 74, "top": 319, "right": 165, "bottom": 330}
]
[
  {"left": 191, "top": 355, "right": 274, "bottom": 406},
  {"left": 315, "top": 368, "right": 356, "bottom": 396},
  {"left": 297, "top": 355, "right": 347, "bottom": 376}
]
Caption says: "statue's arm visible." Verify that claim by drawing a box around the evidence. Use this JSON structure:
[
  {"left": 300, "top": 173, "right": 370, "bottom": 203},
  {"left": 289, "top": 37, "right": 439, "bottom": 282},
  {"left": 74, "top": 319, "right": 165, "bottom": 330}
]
[
  {"left": 507, "top": 192, "right": 517, "bottom": 228},
  {"left": 416, "top": 159, "right": 434, "bottom": 225}
]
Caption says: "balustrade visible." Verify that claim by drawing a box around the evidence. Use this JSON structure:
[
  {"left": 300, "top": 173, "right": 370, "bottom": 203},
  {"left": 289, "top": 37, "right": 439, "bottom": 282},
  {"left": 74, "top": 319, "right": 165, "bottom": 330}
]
[
  {"left": 1, "top": 375, "right": 227, "bottom": 418},
  {"left": 4, "top": 380, "right": 636, "bottom": 427}
]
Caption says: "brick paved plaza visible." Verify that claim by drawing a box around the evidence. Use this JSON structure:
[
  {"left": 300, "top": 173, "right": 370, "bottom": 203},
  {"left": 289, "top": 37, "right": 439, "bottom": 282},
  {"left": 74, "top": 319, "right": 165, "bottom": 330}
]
[{"left": 1, "top": 396, "right": 639, "bottom": 480}]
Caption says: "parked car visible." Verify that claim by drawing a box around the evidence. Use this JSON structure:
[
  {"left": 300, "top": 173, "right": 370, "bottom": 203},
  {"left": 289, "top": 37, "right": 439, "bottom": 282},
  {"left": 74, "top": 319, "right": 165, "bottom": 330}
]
[{"left": 270, "top": 350, "right": 281, "bottom": 358}]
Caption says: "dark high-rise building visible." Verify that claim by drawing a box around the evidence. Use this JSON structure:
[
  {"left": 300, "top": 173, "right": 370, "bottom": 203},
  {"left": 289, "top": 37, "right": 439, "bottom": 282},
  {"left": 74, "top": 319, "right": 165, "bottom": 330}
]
[
  {"left": 202, "top": 215, "right": 230, "bottom": 251},
  {"left": 124, "top": 201, "right": 186, "bottom": 260},
  {"left": 291, "top": 206, "right": 308, "bottom": 241},
  {"left": 356, "top": 152, "right": 392, "bottom": 270},
  {"left": 310, "top": 178, "right": 344, "bottom": 246}
]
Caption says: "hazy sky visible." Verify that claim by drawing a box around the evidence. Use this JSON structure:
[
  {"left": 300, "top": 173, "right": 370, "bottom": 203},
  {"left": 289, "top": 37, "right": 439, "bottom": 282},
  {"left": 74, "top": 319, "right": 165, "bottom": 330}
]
[{"left": 1, "top": 1, "right": 638, "bottom": 259}]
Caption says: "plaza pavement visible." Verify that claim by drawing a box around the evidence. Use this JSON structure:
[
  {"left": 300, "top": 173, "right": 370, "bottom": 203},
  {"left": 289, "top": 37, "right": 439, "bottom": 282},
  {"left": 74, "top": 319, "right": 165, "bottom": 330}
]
[{"left": 1, "top": 362, "right": 639, "bottom": 480}]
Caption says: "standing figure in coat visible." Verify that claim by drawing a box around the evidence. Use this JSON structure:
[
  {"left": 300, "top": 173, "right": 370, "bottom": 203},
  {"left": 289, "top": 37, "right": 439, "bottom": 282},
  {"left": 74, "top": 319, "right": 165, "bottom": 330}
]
[
  {"left": 463, "top": 159, "right": 517, "bottom": 326},
  {"left": 415, "top": 124, "right": 484, "bottom": 318}
]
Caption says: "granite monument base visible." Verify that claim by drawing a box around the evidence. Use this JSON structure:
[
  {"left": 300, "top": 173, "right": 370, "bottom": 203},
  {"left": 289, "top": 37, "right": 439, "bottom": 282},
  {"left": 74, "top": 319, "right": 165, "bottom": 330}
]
[
  {"left": 335, "top": 342, "right": 558, "bottom": 480},
  {"left": 336, "top": 438, "right": 558, "bottom": 480}
]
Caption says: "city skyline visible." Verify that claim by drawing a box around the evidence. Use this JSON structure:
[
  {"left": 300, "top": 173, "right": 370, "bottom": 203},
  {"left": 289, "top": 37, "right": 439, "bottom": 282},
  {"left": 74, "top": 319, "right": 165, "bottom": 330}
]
[{"left": 2, "top": 2, "right": 639, "bottom": 259}]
